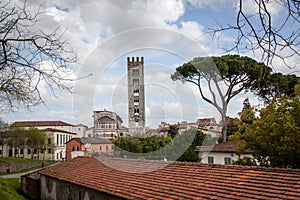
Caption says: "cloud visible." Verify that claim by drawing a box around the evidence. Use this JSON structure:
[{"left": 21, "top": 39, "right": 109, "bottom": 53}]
[{"left": 6, "top": 0, "right": 294, "bottom": 130}]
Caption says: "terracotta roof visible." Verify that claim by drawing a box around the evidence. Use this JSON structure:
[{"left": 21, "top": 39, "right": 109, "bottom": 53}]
[
  {"left": 39, "top": 156, "right": 300, "bottom": 199},
  {"left": 12, "top": 121, "right": 74, "bottom": 127},
  {"left": 66, "top": 137, "right": 112, "bottom": 144},
  {"left": 80, "top": 137, "right": 112, "bottom": 144},
  {"left": 195, "top": 141, "right": 253, "bottom": 154},
  {"left": 197, "top": 118, "right": 216, "bottom": 127}
]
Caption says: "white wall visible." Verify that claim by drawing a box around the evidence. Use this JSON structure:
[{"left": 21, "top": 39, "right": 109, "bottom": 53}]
[{"left": 200, "top": 152, "right": 253, "bottom": 165}]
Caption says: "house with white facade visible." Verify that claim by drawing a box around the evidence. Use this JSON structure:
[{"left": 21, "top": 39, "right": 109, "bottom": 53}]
[
  {"left": 5, "top": 121, "right": 78, "bottom": 161},
  {"left": 195, "top": 141, "right": 253, "bottom": 165},
  {"left": 74, "top": 124, "right": 88, "bottom": 138}
]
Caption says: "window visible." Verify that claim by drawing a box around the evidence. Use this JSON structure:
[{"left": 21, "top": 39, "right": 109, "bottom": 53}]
[
  {"left": 106, "top": 145, "right": 108, "bottom": 151},
  {"left": 72, "top": 146, "right": 75, "bottom": 151},
  {"left": 56, "top": 134, "right": 59, "bottom": 145},
  {"left": 48, "top": 148, "right": 52, "bottom": 154},
  {"left": 134, "top": 108, "right": 139, "bottom": 115},
  {"left": 100, "top": 146, "right": 102, "bottom": 151},
  {"left": 111, "top": 145, "right": 114, "bottom": 150},
  {"left": 60, "top": 134, "right": 62, "bottom": 145},
  {"left": 63, "top": 135, "right": 65, "bottom": 144},
  {"left": 133, "top": 89, "right": 139, "bottom": 93},
  {"left": 48, "top": 138, "right": 52, "bottom": 145},
  {"left": 34, "top": 149, "right": 37, "bottom": 154},
  {"left": 132, "top": 69, "right": 139, "bottom": 76},
  {"left": 27, "top": 149, "right": 31, "bottom": 155},
  {"left": 0, "top": 149, "right": 2, "bottom": 155},
  {"left": 208, "top": 156, "right": 214, "bottom": 164},
  {"left": 20, "top": 149, "right": 24, "bottom": 154},
  {"left": 78, "top": 127, "right": 81, "bottom": 131},
  {"left": 133, "top": 89, "right": 139, "bottom": 96},
  {"left": 133, "top": 78, "right": 139, "bottom": 85},
  {"left": 134, "top": 99, "right": 139, "bottom": 106},
  {"left": 224, "top": 157, "right": 232, "bottom": 165},
  {"left": 77, "top": 146, "right": 80, "bottom": 151}
]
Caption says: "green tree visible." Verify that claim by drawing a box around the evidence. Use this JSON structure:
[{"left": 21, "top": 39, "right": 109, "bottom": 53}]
[
  {"left": 257, "top": 73, "right": 299, "bottom": 103},
  {"left": 113, "top": 135, "right": 172, "bottom": 159},
  {"left": 167, "top": 125, "right": 179, "bottom": 139},
  {"left": 226, "top": 117, "right": 240, "bottom": 139},
  {"left": 176, "top": 130, "right": 206, "bottom": 162},
  {"left": 25, "top": 128, "right": 47, "bottom": 159},
  {"left": 242, "top": 97, "right": 300, "bottom": 168},
  {"left": 171, "top": 54, "right": 271, "bottom": 142}
]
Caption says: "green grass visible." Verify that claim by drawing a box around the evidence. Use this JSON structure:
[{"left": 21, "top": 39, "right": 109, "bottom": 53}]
[{"left": 0, "top": 178, "right": 28, "bottom": 200}]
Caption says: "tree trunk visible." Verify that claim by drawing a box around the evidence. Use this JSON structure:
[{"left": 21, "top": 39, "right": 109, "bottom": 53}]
[{"left": 221, "top": 114, "right": 227, "bottom": 143}]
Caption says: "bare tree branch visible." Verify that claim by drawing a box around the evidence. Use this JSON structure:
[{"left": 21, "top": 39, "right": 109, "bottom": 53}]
[
  {"left": 210, "top": 0, "right": 300, "bottom": 69},
  {"left": 0, "top": 1, "right": 77, "bottom": 112}
]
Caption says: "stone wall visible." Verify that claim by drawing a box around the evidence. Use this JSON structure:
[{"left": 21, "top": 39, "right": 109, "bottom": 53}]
[
  {"left": 0, "top": 161, "right": 54, "bottom": 173},
  {"left": 21, "top": 172, "right": 41, "bottom": 200},
  {"left": 40, "top": 176, "right": 121, "bottom": 200}
]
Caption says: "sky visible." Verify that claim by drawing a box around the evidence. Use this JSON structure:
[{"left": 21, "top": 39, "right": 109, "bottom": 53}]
[{"left": 2, "top": 0, "right": 300, "bottom": 128}]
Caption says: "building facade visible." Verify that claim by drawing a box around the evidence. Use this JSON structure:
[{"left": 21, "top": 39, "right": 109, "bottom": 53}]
[
  {"left": 93, "top": 110, "right": 123, "bottom": 139},
  {"left": 0, "top": 121, "right": 77, "bottom": 161},
  {"left": 127, "top": 57, "right": 146, "bottom": 135},
  {"left": 66, "top": 137, "right": 114, "bottom": 161},
  {"left": 195, "top": 141, "right": 253, "bottom": 164}
]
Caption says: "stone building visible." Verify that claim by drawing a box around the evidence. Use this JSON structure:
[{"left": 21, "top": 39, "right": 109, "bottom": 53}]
[
  {"left": 127, "top": 57, "right": 146, "bottom": 135},
  {"left": 93, "top": 110, "right": 123, "bottom": 139}
]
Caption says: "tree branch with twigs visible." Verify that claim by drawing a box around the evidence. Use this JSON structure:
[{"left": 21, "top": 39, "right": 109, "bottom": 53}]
[
  {"left": 210, "top": 0, "right": 300, "bottom": 69},
  {"left": 0, "top": 0, "right": 77, "bottom": 112}
]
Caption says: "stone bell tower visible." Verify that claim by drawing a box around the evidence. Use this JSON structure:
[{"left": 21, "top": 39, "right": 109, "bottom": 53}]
[{"left": 127, "top": 57, "right": 145, "bottom": 135}]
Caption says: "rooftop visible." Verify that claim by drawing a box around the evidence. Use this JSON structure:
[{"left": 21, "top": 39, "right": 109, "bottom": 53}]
[
  {"left": 195, "top": 141, "right": 253, "bottom": 154},
  {"left": 67, "top": 137, "right": 112, "bottom": 144},
  {"left": 39, "top": 156, "right": 300, "bottom": 199},
  {"left": 43, "top": 128, "right": 76, "bottom": 135},
  {"left": 12, "top": 121, "right": 74, "bottom": 127}
]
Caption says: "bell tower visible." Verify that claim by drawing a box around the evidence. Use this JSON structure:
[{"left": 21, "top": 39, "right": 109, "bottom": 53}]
[{"left": 127, "top": 57, "right": 145, "bottom": 135}]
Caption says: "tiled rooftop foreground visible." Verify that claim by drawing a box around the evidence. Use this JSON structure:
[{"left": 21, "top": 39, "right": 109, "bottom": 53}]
[{"left": 39, "top": 156, "right": 300, "bottom": 199}]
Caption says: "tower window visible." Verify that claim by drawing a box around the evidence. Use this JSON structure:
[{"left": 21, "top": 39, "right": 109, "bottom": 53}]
[
  {"left": 132, "top": 69, "right": 139, "bottom": 76},
  {"left": 133, "top": 79, "right": 139, "bottom": 85},
  {"left": 134, "top": 99, "right": 139, "bottom": 106},
  {"left": 133, "top": 89, "right": 139, "bottom": 96},
  {"left": 134, "top": 108, "right": 139, "bottom": 115}
]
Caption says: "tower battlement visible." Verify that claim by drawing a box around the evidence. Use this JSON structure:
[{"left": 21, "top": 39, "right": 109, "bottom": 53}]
[{"left": 127, "top": 56, "right": 144, "bottom": 64}]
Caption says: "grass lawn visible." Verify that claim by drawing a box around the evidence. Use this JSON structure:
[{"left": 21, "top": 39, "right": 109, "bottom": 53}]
[{"left": 0, "top": 178, "right": 28, "bottom": 200}]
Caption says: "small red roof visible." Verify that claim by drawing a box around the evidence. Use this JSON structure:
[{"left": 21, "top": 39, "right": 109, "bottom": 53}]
[
  {"left": 195, "top": 141, "right": 253, "bottom": 154},
  {"left": 12, "top": 121, "right": 74, "bottom": 127},
  {"left": 39, "top": 156, "right": 300, "bottom": 199},
  {"left": 66, "top": 137, "right": 112, "bottom": 144}
]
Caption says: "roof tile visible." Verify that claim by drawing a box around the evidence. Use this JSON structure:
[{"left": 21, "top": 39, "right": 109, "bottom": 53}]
[{"left": 39, "top": 157, "right": 300, "bottom": 199}]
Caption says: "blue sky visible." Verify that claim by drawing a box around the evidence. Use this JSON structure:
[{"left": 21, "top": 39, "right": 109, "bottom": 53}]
[{"left": 2, "top": 0, "right": 299, "bottom": 128}]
